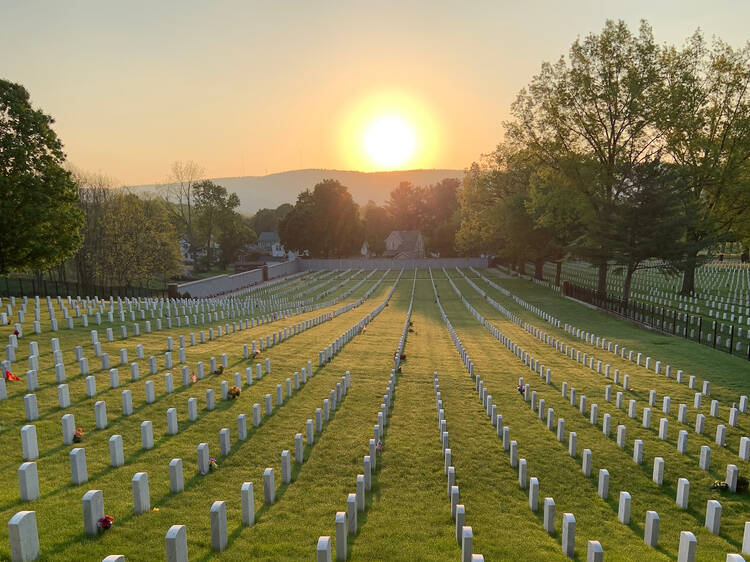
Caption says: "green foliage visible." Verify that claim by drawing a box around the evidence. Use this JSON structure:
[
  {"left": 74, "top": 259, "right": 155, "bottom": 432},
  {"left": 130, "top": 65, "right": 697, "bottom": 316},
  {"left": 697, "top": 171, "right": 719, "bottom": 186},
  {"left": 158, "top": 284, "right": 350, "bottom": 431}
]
[
  {"left": 505, "top": 20, "right": 662, "bottom": 291},
  {"left": 456, "top": 148, "right": 583, "bottom": 278},
  {"left": 162, "top": 160, "right": 204, "bottom": 262},
  {"left": 279, "top": 179, "right": 364, "bottom": 257},
  {"left": 192, "top": 180, "right": 250, "bottom": 269},
  {"left": 460, "top": 19, "right": 750, "bottom": 296},
  {"left": 98, "top": 192, "right": 182, "bottom": 286},
  {"left": 362, "top": 201, "right": 392, "bottom": 256},
  {"left": 250, "top": 204, "right": 293, "bottom": 235},
  {"left": 591, "top": 161, "right": 696, "bottom": 304},
  {"left": 218, "top": 214, "right": 257, "bottom": 268},
  {"left": 656, "top": 33, "right": 750, "bottom": 293},
  {"left": 383, "top": 178, "right": 461, "bottom": 256},
  {"left": 71, "top": 172, "right": 182, "bottom": 287},
  {"left": 456, "top": 162, "right": 504, "bottom": 256},
  {"left": 0, "top": 79, "right": 83, "bottom": 275}
]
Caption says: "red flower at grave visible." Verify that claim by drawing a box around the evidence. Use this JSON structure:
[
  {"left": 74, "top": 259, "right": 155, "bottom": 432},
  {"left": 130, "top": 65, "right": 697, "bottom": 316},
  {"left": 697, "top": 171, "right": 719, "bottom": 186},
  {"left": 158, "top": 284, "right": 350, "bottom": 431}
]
[
  {"left": 13, "top": 329, "right": 19, "bottom": 336},
  {"left": 4, "top": 369, "right": 20, "bottom": 381},
  {"left": 97, "top": 514, "right": 114, "bottom": 530}
]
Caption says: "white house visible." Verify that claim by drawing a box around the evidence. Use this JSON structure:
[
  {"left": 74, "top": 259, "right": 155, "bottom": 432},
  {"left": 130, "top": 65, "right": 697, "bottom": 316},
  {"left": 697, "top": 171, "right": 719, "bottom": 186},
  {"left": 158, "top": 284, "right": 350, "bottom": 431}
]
[
  {"left": 258, "top": 232, "right": 286, "bottom": 258},
  {"left": 383, "top": 231, "right": 425, "bottom": 259}
]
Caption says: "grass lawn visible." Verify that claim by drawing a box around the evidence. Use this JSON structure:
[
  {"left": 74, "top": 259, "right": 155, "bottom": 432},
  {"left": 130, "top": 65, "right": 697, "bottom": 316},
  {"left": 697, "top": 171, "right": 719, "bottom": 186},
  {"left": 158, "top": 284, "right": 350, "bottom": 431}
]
[{"left": 0, "top": 268, "right": 748, "bottom": 560}]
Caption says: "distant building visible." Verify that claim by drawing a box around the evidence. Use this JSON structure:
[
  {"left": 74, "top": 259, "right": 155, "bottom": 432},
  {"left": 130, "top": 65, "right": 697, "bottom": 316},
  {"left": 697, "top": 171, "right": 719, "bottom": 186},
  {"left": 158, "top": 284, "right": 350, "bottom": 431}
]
[
  {"left": 178, "top": 236, "right": 193, "bottom": 264},
  {"left": 383, "top": 230, "right": 425, "bottom": 259},
  {"left": 179, "top": 236, "right": 219, "bottom": 264},
  {"left": 257, "top": 231, "right": 286, "bottom": 258}
]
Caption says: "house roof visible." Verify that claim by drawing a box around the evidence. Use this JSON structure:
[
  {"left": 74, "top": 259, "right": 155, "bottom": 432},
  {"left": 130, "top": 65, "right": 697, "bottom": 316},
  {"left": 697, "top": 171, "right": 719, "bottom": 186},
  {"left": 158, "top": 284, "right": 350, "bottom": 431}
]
[{"left": 258, "top": 231, "right": 280, "bottom": 243}]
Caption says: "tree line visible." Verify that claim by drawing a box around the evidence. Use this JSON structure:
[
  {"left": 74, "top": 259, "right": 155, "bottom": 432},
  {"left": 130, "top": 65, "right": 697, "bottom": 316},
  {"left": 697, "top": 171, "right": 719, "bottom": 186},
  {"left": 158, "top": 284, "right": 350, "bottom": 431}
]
[
  {"left": 278, "top": 177, "right": 461, "bottom": 258},
  {"left": 457, "top": 20, "right": 750, "bottom": 303}
]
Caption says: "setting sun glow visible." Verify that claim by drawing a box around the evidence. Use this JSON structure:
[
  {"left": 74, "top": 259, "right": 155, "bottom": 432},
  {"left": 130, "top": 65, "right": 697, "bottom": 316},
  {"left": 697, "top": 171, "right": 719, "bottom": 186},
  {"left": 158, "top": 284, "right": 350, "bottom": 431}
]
[
  {"left": 338, "top": 90, "right": 440, "bottom": 172},
  {"left": 364, "top": 116, "right": 416, "bottom": 167}
]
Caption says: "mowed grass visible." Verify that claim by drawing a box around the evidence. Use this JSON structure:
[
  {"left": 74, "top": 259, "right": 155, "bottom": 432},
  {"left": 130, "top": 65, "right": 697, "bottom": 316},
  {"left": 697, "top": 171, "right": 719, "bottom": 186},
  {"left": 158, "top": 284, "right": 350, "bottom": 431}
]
[
  {"left": 441, "top": 269, "right": 749, "bottom": 560},
  {"left": 0, "top": 268, "right": 748, "bottom": 560},
  {"left": 487, "top": 268, "right": 750, "bottom": 399},
  {"left": 0, "top": 270, "right": 398, "bottom": 560}
]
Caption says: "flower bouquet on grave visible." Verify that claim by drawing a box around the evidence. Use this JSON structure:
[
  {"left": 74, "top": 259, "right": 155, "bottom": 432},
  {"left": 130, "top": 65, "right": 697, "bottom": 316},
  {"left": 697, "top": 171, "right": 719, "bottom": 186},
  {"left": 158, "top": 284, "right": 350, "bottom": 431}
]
[
  {"left": 711, "top": 480, "right": 729, "bottom": 491},
  {"left": 209, "top": 457, "right": 218, "bottom": 471},
  {"left": 214, "top": 365, "right": 224, "bottom": 376},
  {"left": 73, "top": 427, "right": 84, "bottom": 443},
  {"left": 375, "top": 440, "right": 383, "bottom": 454},
  {"left": 253, "top": 350, "right": 261, "bottom": 358},
  {"left": 228, "top": 385, "right": 241, "bottom": 399},
  {"left": 97, "top": 514, "right": 114, "bottom": 531}
]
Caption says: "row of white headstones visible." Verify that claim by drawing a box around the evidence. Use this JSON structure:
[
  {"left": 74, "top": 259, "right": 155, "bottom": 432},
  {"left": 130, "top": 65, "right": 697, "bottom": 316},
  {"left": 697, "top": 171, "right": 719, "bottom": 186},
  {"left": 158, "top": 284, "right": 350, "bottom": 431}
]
[
  {"left": 450, "top": 269, "right": 750, "bottom": 560},
  {"left": 7, "top": 271, "right": 403, "bottom": 560},
  {"left": 316, "top": 271, "right": 414, "bottom": 561}
]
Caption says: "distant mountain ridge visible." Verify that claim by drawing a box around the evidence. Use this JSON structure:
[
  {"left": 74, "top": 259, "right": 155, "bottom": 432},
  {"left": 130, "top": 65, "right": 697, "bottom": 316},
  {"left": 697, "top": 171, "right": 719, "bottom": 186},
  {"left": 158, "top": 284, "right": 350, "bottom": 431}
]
[{"left": 128, "top": 168, "right": 464, "bottom": 215}]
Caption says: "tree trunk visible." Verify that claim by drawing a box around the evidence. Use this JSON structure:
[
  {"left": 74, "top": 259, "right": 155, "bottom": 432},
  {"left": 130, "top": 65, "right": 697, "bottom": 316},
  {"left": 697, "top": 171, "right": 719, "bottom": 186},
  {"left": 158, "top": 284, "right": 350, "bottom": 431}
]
[
  {"left": 534, "top": 258, "right": 544, "bottom": 281},
  {"left": 680, "top": 254, "right": 697, "bottom": 295},
  {"left": 622, "top": 265, "right": 635, "bottom": 309},
  {"left": 555, "top": 261, "right": 562, "bottom": 286},
  {"left": 597, "top": 262, "right": 608, "bottom": 295}
]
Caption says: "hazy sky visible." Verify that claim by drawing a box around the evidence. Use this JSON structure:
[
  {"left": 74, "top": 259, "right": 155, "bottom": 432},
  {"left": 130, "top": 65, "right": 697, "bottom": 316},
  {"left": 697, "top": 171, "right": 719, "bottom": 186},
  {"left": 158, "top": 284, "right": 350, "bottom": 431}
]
[{"left": 2, "top": 1, "right": 749, "bottom": 185}]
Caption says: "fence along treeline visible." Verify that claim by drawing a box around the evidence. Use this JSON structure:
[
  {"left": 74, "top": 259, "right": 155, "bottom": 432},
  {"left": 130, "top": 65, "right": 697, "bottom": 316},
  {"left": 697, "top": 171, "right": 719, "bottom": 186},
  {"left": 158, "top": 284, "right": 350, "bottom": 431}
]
[
  {"left": 457, "top": 20, "right": 750, "bottom": 303},
  {"left": 563, "top": 281, "right": 750, "bottom": 361}
]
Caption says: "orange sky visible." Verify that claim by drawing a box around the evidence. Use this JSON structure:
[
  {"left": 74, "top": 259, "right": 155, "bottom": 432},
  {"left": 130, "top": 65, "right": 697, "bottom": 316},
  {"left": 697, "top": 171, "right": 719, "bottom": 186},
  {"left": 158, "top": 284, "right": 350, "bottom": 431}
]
[{"left": 1, "top": 1, "right": 748, "bottom": 185}]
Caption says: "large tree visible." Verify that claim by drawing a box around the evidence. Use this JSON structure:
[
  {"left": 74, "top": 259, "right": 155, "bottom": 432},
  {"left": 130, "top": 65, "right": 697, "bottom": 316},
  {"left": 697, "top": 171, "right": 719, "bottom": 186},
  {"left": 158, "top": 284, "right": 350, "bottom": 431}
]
[
  {"left": 250, "top": 203, "right": 293, "bottom": 234},
  {"left": 423, "top": 178, "right": 461, "bottom": 256},
  {"left": 656, "top": 33, "right": 750, "bottom": 293},
  {"left": 193, "top": 180, "right": 242, "bottom": 268},
  {"left": 0, "top": 79, "right": 83, "bottom": 275},
  {"left": 362, "top": 201, "right": 392, "bottom": 256},
  {"left": 386, "top": 182, "right": 427, "bottom": 231},
  {"left": 456, "top": 160, "right": 506, "bottom": 257},
  {"left": 506, "top": 20, "right": 662, "bottom": 293},
  {"left": 457, "top": 145, "right": 584, "bottom": 278},
  {"left": 70, "top": 169, "right": 115, "bottom": 286},
  {"left": 163, "top": 160, "right": 204, "bottom": 261},
  {"left": 218, "top": 214, "right": 256, "bottom": 268},
  {"left": 279, "top": 179, "right": 364, "bottom": 257},
  {"left": 98, "top": 192, "right": 182, "bottom": 287},
  {"left": 385, "top": 178, "right": 461, "bottom": 256},
  {"left": 596, "top": 160, "right": 694, "bottom": 305}
]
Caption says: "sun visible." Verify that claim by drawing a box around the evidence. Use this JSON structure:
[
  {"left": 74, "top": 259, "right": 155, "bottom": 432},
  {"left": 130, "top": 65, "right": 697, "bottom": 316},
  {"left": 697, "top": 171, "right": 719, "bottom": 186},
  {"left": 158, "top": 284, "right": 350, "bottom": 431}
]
[
  {"left": 337, "top": 90, "right": 440, "bottom": 171},
  {"left": 363, "top": 115, "right": 417, "bottom": 168}
]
